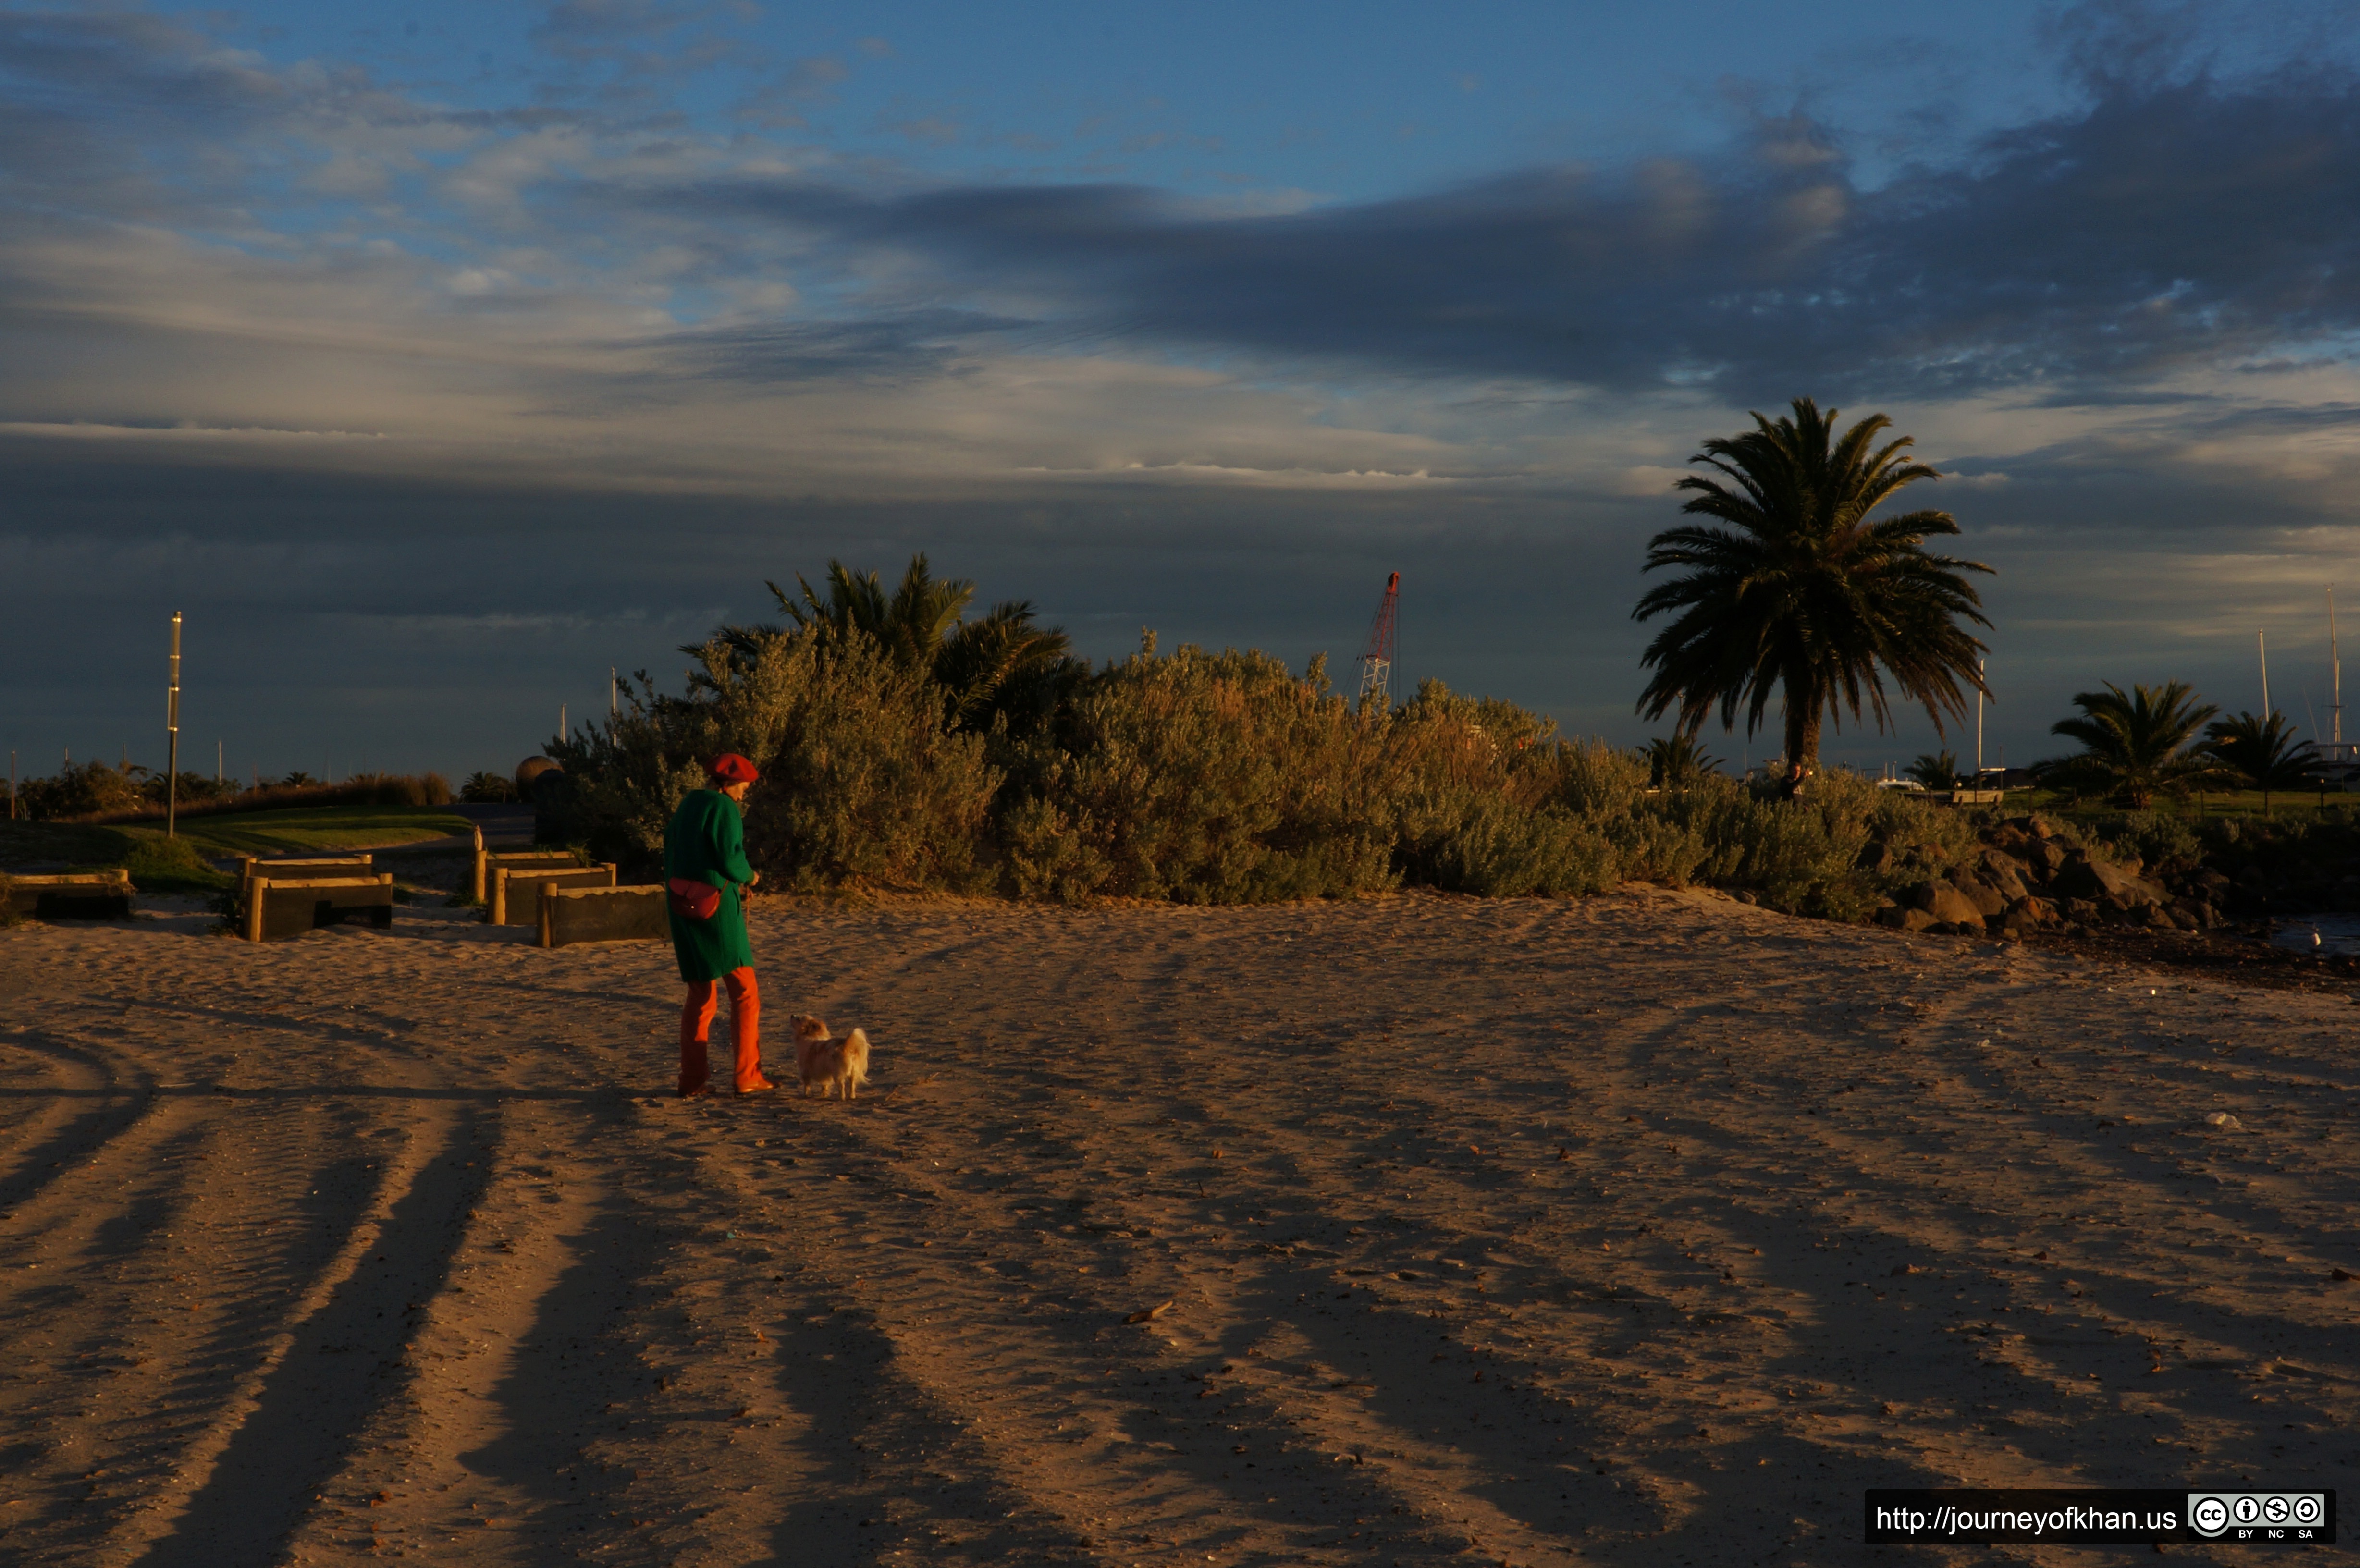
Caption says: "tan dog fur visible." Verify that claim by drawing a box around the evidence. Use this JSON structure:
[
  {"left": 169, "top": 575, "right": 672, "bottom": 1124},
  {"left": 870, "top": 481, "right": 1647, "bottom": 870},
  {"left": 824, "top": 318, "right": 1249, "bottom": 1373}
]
[{"left": 790, "top": 1013, "right": 871, "bottom": 1100}]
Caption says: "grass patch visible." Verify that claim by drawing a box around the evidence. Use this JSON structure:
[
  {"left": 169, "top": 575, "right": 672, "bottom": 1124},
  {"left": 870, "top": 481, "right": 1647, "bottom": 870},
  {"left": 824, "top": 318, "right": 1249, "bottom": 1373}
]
[
  {"left": 118, "top": 834, "right": 234, "bottom": 894},
  {"left": 1, "top": 805, "right": 470, "bottom": 894},
  {"left": 166, "top": 806, "right": 472, "bottom": 856},
  {"left": 0, "top": 821, "right": 231, "bottom": 894}
]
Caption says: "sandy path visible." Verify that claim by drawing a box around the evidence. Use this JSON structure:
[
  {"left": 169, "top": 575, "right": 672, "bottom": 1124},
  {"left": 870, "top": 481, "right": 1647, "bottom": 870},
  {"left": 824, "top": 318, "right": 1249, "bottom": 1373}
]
[{"left": 0, "top": 889, "right": 2351, "bottom": 1566}]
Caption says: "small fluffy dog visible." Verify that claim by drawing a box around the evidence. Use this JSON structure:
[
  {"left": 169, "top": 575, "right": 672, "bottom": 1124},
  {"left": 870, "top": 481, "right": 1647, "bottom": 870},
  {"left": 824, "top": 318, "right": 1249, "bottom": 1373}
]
[{"left": 790, "top": 1013, "right": 871, "bottom": 1101}]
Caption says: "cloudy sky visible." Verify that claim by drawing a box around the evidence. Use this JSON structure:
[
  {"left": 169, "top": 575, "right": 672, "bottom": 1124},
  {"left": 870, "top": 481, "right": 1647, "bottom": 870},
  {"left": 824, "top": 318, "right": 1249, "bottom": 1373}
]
[{"left": 8, "top": 0, "right": 2360, "bottom": 784}]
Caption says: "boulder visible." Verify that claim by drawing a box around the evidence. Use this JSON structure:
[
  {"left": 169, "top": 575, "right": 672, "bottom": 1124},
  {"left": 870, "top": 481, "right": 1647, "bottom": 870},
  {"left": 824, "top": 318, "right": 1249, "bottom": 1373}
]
[
  {"left": 1877, "top": 904, "right": 1943, "bottom": 933},
  {"left": 1905, "top": 880, "right": 1987, "bottom": 928},
  {"left": 2025, "top": 840, "right": 2068, "bottom": 878},
  {"left": 1946, "top": 872, "right": 2009, "bottom": 919},
  {"left": 1976, "top": 851, "right": 2031, "bottom": 903},
  {"left": 2054, "top": 857, "right": 2168, "bottom": 909},
  {"left": 2169, "top": 898, "right": 2218, "bottom": 931},
  {"left": 2004, "top": 896, "right": 2058, "bottom": 930}
]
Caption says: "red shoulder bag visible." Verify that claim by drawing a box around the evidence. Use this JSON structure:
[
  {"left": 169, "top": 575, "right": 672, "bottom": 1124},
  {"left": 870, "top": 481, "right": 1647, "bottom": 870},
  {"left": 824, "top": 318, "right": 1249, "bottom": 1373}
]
[{"left": 666, "top": 877, "right": 722, "bottom": 920}]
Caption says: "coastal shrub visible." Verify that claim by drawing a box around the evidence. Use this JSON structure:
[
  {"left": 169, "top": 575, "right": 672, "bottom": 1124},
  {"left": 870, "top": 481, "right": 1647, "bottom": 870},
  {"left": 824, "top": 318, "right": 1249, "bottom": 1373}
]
[
  {"left": 999, "top": 646, "right": 1393, "bottom": 903},
  {"left": 550, "top": 629, "right": 999, "bottom": 893},
  {"left": 1384, "top": 714, "right": 1639, "bottom": 896},
  {"left": 16, "top": 762, "right": 145, "bottom": 820},
  {"left": 2086, "top": 810, "right": 2204, "bottom": 873},
  {"left": 59, "top": 772, "right": 456, "bottom": 824},
  {"left": 136, "top": 771, "right": 237, "bottom": 808},
  {"left": 548, "top": 598, "right": 2010, "bottom": 916}
]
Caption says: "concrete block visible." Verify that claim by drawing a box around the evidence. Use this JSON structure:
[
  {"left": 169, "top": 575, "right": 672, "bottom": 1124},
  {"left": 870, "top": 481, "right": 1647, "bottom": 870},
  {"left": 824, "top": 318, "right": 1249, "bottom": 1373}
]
[
  {"left": 538, "top": 883, "right": 667, "bottom": 948},
  {"left": 243, "top": 873, "right": 395, "bottom": 943},
  {"left": 471, "top": 849, "right": 578, "bottom": 904},
  {"left": 488, "top": 863, "right": 615, "bottom": 925},
  {"left": 3, "top": 869, "right": 133, "bottom": 921},
  {"left": 236, "top": 856, "right": 372, "bottom": 914}
]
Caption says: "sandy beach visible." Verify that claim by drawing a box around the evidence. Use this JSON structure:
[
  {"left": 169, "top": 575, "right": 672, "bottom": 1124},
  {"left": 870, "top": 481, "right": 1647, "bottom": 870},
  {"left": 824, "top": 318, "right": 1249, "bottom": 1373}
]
[{"left": 0, "top": 886, "right": 2352, "bottom": 1566}]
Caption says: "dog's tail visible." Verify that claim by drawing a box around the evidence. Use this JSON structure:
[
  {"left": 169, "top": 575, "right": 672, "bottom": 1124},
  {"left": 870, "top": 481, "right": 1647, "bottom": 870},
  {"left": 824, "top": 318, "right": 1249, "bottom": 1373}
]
[{"left": 843, "top": 1027, "right": 871, "bottom": 1082}]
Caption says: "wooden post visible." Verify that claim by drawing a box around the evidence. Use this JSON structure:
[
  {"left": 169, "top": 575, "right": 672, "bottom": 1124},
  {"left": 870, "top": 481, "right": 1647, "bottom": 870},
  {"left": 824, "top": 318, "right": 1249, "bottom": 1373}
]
[
  {"left": 470, "top": 827, "right": 487, "bottom": 904},
  {"left": 538, "top": 891, "right": 555, "bottom": 948},
  {"left": 245, "top": 877, "right": 267, "bottom": 943},
  {"left": 489, "top": 867, "right": 507, "bottom": 926}
]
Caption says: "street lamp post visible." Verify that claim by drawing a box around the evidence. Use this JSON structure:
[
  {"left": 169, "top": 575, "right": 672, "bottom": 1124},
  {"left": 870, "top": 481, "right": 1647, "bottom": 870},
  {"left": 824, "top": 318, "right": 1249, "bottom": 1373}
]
[{"left": 165, "top": 612, "right": 182, "bottom": 838}]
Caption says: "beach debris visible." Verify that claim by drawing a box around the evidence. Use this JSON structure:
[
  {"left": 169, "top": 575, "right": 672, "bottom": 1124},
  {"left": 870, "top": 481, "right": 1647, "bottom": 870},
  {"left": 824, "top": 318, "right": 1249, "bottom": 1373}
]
[
  {"left": 2332, "top": 1268, "right": 2354, "bottom": 1283},
  {"left": 2203, "top": 1112, "right": 2244, "bottom": 1131},
  {"left": 1124, "top": 1300, "right": 1174, "bottom": 1324}
]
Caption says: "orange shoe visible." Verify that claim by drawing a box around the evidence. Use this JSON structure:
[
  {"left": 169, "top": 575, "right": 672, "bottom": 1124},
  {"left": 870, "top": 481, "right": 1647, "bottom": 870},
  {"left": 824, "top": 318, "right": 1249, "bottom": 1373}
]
[{"left": 734, "top": 1078, "right": 777, "bottom": 1095}]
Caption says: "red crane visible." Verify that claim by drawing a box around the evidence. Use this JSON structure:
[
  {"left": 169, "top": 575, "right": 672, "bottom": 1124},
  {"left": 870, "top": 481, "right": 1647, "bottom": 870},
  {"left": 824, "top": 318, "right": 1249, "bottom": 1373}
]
[{"left": 1357, "top": 571, "right": 1400, "bottom": 708}]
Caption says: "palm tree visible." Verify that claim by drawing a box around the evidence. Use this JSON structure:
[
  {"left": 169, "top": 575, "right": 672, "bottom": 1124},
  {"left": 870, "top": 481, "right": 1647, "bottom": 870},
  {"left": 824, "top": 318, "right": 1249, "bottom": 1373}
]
[
  {"left": 767, "top": 554, "right": 1074, "bottom": 731},
  {"left": 2200, "top": 710, "right": 2318, "bottom": 813},
  {"left": 1633, "top": 397, "right": 1992, "bottom": 777},
  {"left": 772, "top": 554, "right": 975, "bottom": 667},
  {"left": 2036, "top": 681, "right": 2225, "bottom": 808},
  {"left": 1903, "top": 750, "right": 1961, "bottom": 789},
  {"left": 1642, "top": 732, "right": 1723, "bottom": 788}
]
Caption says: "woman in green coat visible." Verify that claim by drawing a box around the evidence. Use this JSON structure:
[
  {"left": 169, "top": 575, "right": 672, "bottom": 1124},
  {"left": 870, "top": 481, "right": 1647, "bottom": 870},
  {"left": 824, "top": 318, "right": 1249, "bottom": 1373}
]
[{"left": 664, "top": 753, "right": 774, "bottom": 1096}]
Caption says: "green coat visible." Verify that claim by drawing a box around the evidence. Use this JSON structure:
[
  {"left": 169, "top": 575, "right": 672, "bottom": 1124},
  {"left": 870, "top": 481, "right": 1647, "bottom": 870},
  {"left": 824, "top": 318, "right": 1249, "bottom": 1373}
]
[{"left": 664, "top": 789, "right": 758, "bottom": 982}]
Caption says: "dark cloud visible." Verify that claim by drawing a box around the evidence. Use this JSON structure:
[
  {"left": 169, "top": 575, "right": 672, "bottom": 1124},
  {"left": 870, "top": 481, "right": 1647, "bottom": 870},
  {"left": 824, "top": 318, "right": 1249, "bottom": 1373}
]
[{"left": 662, "top": 63, "right": 2360, "bottom": 403}]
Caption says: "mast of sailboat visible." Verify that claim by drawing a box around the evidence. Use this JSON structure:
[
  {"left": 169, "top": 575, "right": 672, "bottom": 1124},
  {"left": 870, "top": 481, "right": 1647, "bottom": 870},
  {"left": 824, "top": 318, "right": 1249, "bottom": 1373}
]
[
  {"left": 2333, "top": 588, "right": 2344, "bottom": 747},
  {"left": 1974, "top": 656, "right": 1986, "bottom": 778}
]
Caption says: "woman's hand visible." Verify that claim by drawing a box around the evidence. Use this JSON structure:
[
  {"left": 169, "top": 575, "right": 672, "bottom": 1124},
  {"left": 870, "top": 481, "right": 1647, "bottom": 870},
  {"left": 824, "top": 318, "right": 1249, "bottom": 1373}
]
[{"left": 745, "top": 870, "right": 761, "bottom": 889}]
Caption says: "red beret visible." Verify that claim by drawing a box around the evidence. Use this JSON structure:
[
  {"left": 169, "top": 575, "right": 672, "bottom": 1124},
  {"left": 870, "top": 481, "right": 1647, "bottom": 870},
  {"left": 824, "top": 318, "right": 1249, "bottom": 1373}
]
[{"left": 710, "top": 753, "right": 759, "bottom": 784}]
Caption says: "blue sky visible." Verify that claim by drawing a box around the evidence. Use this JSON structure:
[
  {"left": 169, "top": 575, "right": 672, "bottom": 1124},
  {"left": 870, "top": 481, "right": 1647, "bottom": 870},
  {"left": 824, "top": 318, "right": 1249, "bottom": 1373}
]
[{"left": 8, "top": 0, "right": 2360, "bottom": 784}]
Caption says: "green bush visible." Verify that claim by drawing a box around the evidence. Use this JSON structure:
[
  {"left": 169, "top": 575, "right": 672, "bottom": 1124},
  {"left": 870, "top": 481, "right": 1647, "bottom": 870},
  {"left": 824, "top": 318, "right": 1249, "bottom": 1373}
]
[
  {"left": 547, "top": 606, "right": 1987, "bottom": 914},
  {"left": 2086, "top": 809, "right": 2204, "bottom": 872},
  {"left": 119, "top": 833, "right": 231, "bottom": 894},
  {"left": 551, "top": 629, "right": 999, "bottom": 893},
  {"left": 999, "top": 647, "right": 1392, "bottom": 903},
  {"left": 16, "top": 761, "right": 144, "bottom": 820}
]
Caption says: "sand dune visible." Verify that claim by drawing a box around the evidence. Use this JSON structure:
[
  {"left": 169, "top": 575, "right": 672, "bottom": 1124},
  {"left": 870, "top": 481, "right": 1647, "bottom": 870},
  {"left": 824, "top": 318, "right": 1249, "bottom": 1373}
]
[{"left": 0, "top": 887, "right": 2352, "bottom": 1565}]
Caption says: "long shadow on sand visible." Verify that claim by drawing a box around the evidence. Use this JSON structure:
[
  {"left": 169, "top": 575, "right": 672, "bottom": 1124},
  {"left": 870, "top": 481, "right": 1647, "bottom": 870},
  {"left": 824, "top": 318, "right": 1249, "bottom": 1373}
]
[
  {"left": 130, "top": 1110, "right": 494, "bottom": 1568},
  {"left": 762, "top": 1298, "right": 1098, "bottom": 1567},
  {"left": 459, "top": 1186, "right": 667, "bottom": 1559}
]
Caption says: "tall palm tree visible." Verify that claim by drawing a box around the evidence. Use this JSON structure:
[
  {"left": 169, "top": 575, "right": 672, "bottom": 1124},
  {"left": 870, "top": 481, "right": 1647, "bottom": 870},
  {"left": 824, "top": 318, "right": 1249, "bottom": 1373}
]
[
  {"left": 768, "top": 554, "right": 1074, "bottom": 731},
  {"left": 1633, "top": 398, "right": 1992, "bottom": 776},
  {"left": 2037, "top": 681, "right": 2225, "bottom": 808},
  {"left": 772, "top": 554, "right": 976, "bottom": 668},
  {"left": 2200, "top": 710, "right": 2318, "bottom": 813}
]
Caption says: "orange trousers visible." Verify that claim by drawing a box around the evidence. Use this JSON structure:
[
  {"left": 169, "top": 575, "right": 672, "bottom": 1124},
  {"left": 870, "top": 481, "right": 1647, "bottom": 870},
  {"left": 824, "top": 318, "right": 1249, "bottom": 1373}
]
[{"left": 679, "top": 966, "right": 764, "bottom": 1095}]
